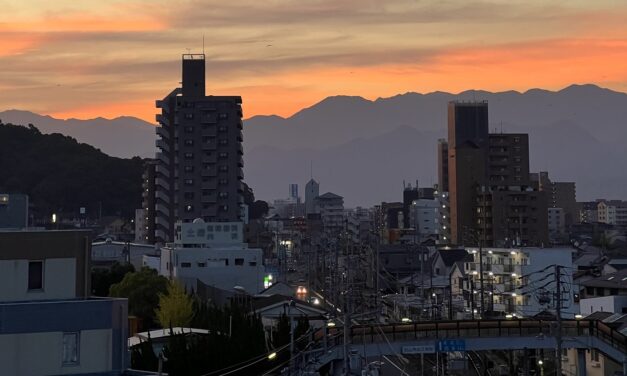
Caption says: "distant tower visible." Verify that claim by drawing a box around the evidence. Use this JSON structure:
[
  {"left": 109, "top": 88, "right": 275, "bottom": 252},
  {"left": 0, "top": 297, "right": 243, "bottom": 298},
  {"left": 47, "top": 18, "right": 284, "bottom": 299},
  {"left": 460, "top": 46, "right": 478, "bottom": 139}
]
[
  {"left": 305, "top": 179, "right": 319, "bottom": 216},
  {"left": 289, "top": 183, "right": 299, "bottom": 203}
]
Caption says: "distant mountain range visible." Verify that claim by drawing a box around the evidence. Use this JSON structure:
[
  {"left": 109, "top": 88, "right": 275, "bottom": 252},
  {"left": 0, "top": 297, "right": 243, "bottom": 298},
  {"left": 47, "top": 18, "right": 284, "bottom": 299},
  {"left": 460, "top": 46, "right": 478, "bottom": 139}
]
[
  {"left": 3, "top": 84, "right": 627, "bottom": 207},
  {"left": 0, "top": 110, "right": 156, "bottom": 159}
]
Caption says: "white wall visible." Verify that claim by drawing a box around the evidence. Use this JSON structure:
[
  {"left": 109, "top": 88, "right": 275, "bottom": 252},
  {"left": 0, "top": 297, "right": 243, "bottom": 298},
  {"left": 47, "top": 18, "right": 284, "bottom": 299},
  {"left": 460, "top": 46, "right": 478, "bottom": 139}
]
[
  {"left": 523, "top": 247, "right": 578, "bottom": 317},
  {"left": 161, "top": 247, "right": 265, "bottom": 294},
  {"left": 0, "top": 258, "right": 76, "bottom": 301},
  {"left": 580, "top": 295, "right": 627, "bottom": 315},
  {"left": 0, "top": 329, "right": 113, "bottom": 375}
]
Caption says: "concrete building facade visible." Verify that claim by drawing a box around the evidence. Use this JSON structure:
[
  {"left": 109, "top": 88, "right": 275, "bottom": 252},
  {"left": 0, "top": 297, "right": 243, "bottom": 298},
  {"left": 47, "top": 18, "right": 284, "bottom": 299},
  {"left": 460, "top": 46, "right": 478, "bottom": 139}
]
[
  {"left": 159, "top": 220, "right": 265, "bottom": 294},
  {"left": 446, "top": 101, "right": 548, "bottom": 247},
  {"left": 0, "top": 230, "right": 128, "bottom": 376},
  {"left": 305, "top": 178, "right": 320, "bottom": 216},
  {"left": 145, "top": 54, "right": 244, "bottom": 243}
]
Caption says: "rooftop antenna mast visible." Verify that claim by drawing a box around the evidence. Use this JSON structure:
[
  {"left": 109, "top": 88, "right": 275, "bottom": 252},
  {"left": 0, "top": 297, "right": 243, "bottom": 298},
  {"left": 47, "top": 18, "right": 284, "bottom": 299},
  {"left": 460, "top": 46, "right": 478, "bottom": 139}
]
[{"left": 202, "top": 34, "right": 205, "bottom": 55}]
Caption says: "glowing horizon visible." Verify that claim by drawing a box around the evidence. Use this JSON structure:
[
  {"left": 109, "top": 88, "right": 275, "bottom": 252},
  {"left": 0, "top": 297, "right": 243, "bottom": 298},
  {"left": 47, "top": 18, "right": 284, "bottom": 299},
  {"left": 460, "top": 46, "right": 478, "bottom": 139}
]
[{"left": 1, "top": 0, "right": 627, "bottom": 122}]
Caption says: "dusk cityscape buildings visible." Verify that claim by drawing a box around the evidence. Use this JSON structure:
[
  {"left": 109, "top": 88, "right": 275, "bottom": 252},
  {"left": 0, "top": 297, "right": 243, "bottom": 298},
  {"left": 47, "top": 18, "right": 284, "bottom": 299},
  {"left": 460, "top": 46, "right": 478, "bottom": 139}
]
[{"left": 1, "top": 23, "right": 627, "bottom": 376}]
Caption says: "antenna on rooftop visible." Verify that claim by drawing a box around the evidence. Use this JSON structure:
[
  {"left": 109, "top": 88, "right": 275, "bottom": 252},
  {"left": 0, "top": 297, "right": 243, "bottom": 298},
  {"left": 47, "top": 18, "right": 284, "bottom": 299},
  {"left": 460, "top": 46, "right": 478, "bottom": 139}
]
[{"left": 202, "top": 34, "right": 205, "bottom": 55}]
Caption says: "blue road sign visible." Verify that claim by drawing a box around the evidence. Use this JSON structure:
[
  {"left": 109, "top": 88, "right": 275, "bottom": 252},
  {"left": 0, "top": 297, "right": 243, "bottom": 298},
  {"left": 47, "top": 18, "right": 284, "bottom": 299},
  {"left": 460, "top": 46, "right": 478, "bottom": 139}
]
[{"left": 437, "top": 339, "right": 466, "bottom": 352}]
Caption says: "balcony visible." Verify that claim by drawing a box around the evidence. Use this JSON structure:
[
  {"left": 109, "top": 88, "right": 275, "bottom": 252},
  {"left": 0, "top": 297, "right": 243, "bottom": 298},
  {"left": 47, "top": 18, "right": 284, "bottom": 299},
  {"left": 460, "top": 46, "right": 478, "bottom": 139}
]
[
  {"left": 201, "top": 127, "right": 217, "bottom": 137},
  {"left": 202, "top": 207, "right": 217, "bottom": 217},
  {"left": 156, "top": 152, "right": 169, "bottom": 165},
  {"left": 202, "top": 194, "right": 217, "bottom": 203},
  {"left": 156, "top": 114, "right": 169, "bottom": 126},
  {"left": 202, "top": 155, "right": 217, "bottom": 164},
  {"left": 155, "top": 177, "right": 169, "bottom": 190},
  {"left": 156, "top": 139, "right": 169, "bottom": 152},
  {"left": 202, "top": 181, "right": 217, "bottom": 190},
  {"left": 155, "top": 229, "right": 167, "bottom": 241},
  {"left": 156, "top": 203, "right": 169, "bottom": 216},
  {"left": 236, "top": 168, "right": 244, "bottom": 179},
  {"left": 201, "top": 169, "right": 217, "bottom": 177},
  {"left": 155, "top": 164, "right": 170, "bottom": 178},
  {"left": 156, "top": 126, "right": 169, "bottom": 139},
  {"left": 155, "top": 216, "right": 169, "bottom": 229},
  {"left": 155, "top": 190, "right": 170, "bottom": 204}
]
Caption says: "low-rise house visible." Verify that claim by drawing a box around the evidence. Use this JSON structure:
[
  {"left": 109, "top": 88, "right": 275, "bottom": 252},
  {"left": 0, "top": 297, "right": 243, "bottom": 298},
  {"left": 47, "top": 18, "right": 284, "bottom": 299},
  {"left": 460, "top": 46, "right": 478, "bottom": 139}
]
[{"left": 0, "top": 230, "right": 128, "bottom": 375}]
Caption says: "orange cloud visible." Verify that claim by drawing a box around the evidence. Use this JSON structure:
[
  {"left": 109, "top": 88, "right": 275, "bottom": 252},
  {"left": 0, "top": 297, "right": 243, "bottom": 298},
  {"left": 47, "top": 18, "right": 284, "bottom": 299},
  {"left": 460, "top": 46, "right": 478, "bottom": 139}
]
[
  {"left": 0, "top": 14, "right": 165, "bottom": 33},
  {"left": 0, "top": 34, "right": 45, "bottom": 56}
]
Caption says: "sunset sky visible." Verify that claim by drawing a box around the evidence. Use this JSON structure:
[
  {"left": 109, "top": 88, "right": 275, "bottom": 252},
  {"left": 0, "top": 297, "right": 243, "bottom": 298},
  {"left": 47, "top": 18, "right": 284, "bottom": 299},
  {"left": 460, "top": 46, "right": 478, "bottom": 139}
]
[{"left": 1, "top": 0, "right": 627, "bottom": 122}]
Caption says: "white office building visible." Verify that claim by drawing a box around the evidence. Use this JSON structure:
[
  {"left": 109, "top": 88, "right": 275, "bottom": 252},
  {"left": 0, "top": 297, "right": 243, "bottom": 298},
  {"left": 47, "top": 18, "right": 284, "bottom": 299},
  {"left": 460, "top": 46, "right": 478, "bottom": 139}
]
[{"left": 160, "top": 220, "right": 265, "bottom": 294}]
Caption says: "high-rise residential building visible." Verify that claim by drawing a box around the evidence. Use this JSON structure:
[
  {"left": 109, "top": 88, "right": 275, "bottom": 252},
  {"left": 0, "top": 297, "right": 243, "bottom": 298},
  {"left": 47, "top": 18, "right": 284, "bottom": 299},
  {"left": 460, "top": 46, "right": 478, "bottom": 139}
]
[
  {"left": 289, "top": 183, "right": 299, "bottom": 202},
  {"left": 446, "top": 101, "right": 548, "bottom": 247},
  {"left": 597, "top": 200, "right": 627, "bottom": 226},
  {"left": 304, "top": 178, "right": 319, "bottom": 216},
  {"left": 531, "top": 171, "right": 577, "bottom": 226},
  {"left": 314, "top": 192, "right": 344, "bottom": 236},
  {"left": 144, "top": 54, "right": 244, "bottom": 243},
  {"left": 437, "top": 139, "right": 449, "bottom": 193}
]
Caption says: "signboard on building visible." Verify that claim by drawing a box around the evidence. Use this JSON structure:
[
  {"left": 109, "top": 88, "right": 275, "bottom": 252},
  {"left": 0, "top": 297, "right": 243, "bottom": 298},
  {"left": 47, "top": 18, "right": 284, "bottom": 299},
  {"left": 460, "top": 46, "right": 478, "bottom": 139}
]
[
  {"left": 402, "top": 345, "right": 436, "bottom": 354},
  {"left": 437, "top": 339, "right": 466, "bottom": 352}
]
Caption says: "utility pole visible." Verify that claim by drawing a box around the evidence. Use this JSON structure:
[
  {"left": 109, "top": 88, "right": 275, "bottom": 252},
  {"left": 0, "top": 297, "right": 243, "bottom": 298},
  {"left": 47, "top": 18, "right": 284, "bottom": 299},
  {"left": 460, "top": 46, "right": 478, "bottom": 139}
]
[
  {"left": 343, "top": 229, "right": 351, "bottom": 376},
  {"left": 555, "top": 265, "right": 563, "bottom": 376}
]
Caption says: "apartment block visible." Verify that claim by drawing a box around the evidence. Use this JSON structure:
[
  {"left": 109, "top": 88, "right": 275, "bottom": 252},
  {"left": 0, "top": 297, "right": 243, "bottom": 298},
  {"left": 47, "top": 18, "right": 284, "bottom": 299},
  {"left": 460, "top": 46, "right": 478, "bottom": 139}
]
[{"left": 144, "top": 54, "right": 244, "bottom": 243}]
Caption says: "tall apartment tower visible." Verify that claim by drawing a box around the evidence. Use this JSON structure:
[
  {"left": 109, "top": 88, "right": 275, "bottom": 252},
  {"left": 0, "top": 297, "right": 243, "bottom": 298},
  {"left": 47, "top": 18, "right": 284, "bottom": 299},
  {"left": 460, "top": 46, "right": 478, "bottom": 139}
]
[
  {"left": 447, "top": 101, "right": 489, "bottom": 245},
  {"left": 437, "top": 139, "right": 449, "bottom": 193},
  {"left": 305, "top": 179, "right": 319, "bottom": 216},
  {"left": 446, "top": 101, "right": 548, "bottom": 247},
  {"left": 146, "top": 54, "right": 244, "bottom": 243}
]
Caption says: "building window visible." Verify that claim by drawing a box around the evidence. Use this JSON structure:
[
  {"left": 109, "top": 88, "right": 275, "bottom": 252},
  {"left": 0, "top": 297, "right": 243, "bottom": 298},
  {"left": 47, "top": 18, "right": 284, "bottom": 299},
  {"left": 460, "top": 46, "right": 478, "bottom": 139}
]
[
  {"left": 184, "top": 192, "right": 194, "bottom": 199},
  {"left": 184, "top": 179, "right": 194, "bottom": 186},
  {"left": 219, "top": 178, "right": 228, "bottom": 185},
  {"left": 219, "top": 139, "right": 228, "bottom": 145},
  {"left": 235, "top": 258, "right": 244, "bottom": 266},
  {"left": 231, "top": 233, "right": 238, "bottom": 240},
  {"left": 185, "top": 113, "right": 194, "bottom": 119},
  {"left": 184, "top": 126, "right": 194, "bottom": 133},
  {"left": 219, "top": 165, "right": 228, "bottom": 172},
  {"left": 218, "top": 125, "right": 227, "bottom": 132},
  {"left": 218, "top": 152, "right": 228, "bottom": 158},
  {"left": 181, "top": 262, "right": 191, "bottom": 268},
  {"left": 219, "top": 113, "right": 228, "bottom": 119},
  {"left": 28, "top": 261, "right": 43, "bottom": 290},
  {"left": 62, "top": 332, "right": 79, "bottom": 366},
  {"left": 249, "top": 261, "right": 257, "bottom": 266},
  {"left": 185, "top": 205, "right": 193, "bottom": 212},
  {"left": 184, "top": 139, "right": 194, "bottom": 146},
  {"left": 197, "top": 262, "right": 206, "bottom": 267},
  {"left": 219, "top": 192, "right": 228, "bottom": 198},
  {"left": 184, "top": 152, "right": 194, "bottom": 159},
  {"left": 184, "top": 166, "right": 194, "bottom": 173}
]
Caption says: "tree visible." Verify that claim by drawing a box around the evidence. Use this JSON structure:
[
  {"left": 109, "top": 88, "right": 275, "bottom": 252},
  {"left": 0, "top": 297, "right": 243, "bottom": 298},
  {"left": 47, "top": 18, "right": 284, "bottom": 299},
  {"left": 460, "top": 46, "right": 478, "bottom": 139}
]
[
  {"left": 155, "top": 281, "right": 194, "bottom": 328},
  {"left": 92, "top": 262, "right": 135, "bottom": 296},
  {"left": 109, "top": 267, "right": 168, "bottom": 328}
]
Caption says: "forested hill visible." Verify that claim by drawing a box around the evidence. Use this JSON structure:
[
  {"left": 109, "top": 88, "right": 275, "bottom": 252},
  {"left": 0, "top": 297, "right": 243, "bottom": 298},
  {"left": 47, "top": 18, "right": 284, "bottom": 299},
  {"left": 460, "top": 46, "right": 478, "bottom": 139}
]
[{"left": 0, "top": 121, "right": 143, "bottom": 220}]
